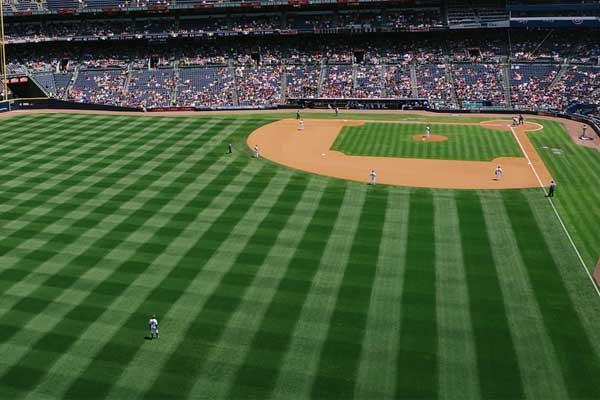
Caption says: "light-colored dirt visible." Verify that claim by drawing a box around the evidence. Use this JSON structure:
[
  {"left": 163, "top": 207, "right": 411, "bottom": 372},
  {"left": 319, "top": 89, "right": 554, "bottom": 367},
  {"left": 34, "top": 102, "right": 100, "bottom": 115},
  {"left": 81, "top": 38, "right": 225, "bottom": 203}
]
[
  {"left": 1, "top": 108, "right": 598, "bottom": 151},
  {"left": 412, "top": 134, "right": 448, "bottom": 142},
  {"left": 0, "top": 108, "right": 584, "bottom": 189},
  {"left": 247, "top": 118, "right": 553, "bottom": 189}
]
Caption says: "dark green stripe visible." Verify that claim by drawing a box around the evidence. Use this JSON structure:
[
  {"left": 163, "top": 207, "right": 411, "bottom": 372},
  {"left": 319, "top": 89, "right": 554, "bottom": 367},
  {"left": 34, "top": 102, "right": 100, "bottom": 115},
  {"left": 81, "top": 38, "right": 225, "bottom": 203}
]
[
  {"left": 138, "top": 173, "right": 310, "bottom": 399},
  {"left": 457, "top": 191, "right": 524, "bottom": 398},
  {"left": 503, "top": 191, "right": 600, "bottom": 399},
  {"left": 60, "top": 165, "right": 275, "bottom": 399},
  {"left": 226, "top": 181, "right": 347, "bottom": 399},
  {"left": 395, "top": 189, "right": 437, "bottom": 398},
  {"left": 310, "top": 188, "right": 388, "bottom": 399},
  {"left": 0, "top": 122, "right": 249, "bottom": 395}
]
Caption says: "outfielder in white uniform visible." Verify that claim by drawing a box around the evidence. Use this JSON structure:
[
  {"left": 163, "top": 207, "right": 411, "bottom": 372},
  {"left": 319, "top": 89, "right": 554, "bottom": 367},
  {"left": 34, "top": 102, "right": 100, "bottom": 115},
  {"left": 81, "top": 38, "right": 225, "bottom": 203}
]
[
  {"left": 425, "top": 125, "right": 430, "bottom": 139},
  {"left": 149, "top": 315, "right": 159, "bottom": 339}
]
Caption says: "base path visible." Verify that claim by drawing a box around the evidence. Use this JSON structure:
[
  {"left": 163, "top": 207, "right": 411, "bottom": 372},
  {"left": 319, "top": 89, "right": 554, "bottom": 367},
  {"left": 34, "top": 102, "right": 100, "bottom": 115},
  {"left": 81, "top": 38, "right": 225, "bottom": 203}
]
[{"left": 247, "top": 119, "right": 553, "bottom": 189}]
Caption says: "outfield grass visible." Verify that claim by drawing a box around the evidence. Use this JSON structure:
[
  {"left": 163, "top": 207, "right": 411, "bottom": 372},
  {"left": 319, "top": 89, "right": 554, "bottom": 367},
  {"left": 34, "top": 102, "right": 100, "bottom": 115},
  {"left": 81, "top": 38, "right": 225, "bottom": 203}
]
[
  {"left": 0, "top": 113, "right": 599, "bottom": 399},
  {"left": 331, "top": 122, "right": 522, "bottom": 160},
  {"left": 527, "top": 119, "right": 600, "bottom": 269}
]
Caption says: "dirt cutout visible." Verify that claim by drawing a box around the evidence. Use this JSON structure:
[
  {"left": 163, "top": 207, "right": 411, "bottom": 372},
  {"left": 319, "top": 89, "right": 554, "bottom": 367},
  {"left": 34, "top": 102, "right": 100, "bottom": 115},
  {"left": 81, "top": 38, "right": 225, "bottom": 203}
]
[{"left": 247, "top": 118, "right": 553, "bottom": 189}]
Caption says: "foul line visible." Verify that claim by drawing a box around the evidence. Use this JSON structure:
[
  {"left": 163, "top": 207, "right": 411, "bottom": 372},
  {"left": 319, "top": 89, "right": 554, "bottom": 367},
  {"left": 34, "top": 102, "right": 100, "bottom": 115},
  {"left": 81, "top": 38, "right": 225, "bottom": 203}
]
[{"left": 509, "top": 125, "right": 600, "bottom": 298}]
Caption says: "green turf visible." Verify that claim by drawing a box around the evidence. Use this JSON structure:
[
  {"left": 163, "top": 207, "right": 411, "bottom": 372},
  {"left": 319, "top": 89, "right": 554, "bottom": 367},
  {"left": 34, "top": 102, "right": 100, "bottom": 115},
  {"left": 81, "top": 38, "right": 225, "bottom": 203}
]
[
  {"left": 331, "top": 122, "right": 522, "bottom": 160},
  {"left": 0, "top": 112, "right": 599, "bottom": 400},
  {"left": 527, "top": 119, "right": 600, "bottom": 268}
]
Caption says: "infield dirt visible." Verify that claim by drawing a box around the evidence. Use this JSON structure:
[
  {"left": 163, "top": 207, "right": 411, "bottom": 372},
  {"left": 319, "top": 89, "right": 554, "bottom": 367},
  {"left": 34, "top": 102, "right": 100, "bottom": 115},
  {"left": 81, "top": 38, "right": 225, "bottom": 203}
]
[{"left": 247, "top": 118, "right": 554, "bottom": 189}]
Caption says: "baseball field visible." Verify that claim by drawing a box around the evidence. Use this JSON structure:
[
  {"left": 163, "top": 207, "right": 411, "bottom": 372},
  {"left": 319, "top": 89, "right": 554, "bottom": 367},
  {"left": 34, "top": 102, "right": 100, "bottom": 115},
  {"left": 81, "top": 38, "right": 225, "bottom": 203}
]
[{"left": 1, "top": 110, "right": 600, "bottom": 399}]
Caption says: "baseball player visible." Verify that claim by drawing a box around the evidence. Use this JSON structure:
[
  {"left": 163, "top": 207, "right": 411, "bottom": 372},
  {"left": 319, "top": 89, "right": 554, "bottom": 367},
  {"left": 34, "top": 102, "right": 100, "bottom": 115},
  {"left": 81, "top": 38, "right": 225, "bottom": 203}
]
[
  {"left": 547, "top": 180, "right": 556, "bottom": 197},
  {"left": 370, "top": 169, "right": 377, "bottom": 185},
  {"left": 495, "top": 165, "right": 503, "bottom": 180},
  {"left": 299, "top": 119, "right": 304, "bottom": 131},
  {"left": 425, "top": 125, "right": 430, "bottom": 139},
  {"left": 149, "top": 314, "right": 159, "bottom": 339},
  {"left": 254, "top": 145, "right": 259, "bottom": 158}
]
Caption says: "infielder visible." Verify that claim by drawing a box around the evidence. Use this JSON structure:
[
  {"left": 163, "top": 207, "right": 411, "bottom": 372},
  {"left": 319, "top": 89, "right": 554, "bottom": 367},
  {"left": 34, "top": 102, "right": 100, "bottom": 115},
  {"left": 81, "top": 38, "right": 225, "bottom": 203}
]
[
  {"left": 299, "top": 119, "right": 304, "bottom": 131},
  {"left": 495, "top": 165, "right": 503, "bottom": 180},
  {"left": 254, "top": 145, "right": 259, "bottom": 158},
  {"left": 425, "top": 125, "right": 430, "bottom": 139},
  {"left": 370, "top": 169, "right": 377, "bottom": 185}
]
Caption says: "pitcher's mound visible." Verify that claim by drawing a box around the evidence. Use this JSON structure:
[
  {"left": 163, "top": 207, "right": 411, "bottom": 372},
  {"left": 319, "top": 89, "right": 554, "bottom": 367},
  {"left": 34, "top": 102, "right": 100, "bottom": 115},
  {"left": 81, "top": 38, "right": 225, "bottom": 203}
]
[{"left": 412, "top": 134, "right": 448, "bottom": 142}]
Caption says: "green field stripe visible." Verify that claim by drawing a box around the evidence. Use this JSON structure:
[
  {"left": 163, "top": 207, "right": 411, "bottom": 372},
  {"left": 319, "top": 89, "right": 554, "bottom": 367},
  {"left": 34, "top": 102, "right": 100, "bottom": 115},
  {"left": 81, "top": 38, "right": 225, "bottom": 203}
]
[
  {"left": 354, "top": 190, "right": 409, "bottom": 399},
  {"left": 0, "top": 116, "right": 132, "bottom": 180},
  {"left": 522, "top": 190, "right": 600, "bottom": 376},
  {"left": 183, "top": 177, "right": 328, "bottom": 400},
  {"left": 0, "top": 118, "right": 217, "bottom": 299},
  {"left": 463, "top": 126, "right": 477, "bottom": 161},
  {"left": 55, "top": 155, "right": 268, "bottom": 400},
  {"left": 395, "top": 190, "right": 437, "bottom": 398},
  {"left": 0, "top": 114, "right": 76, "bottom": 153},
  {"left": 527, "top": 121, "right": 600, "bottom": 267},
  {"left": 456, "top": 191, "right": 524, "bottom": 399},
  {"left": 223, "top": 181, "right": 353, "bottom": 400},
  {"left": 331, "top": 122, "right": 520, "bottom": 161},
  {"left": 0, "top": 114, "right": 94, "bottom": 147},
  {"left": 434, "top": 192, "right": 481, "bottom": 400},
  {"left": 534, "top": 139, "right": 600, "bottom": 266},
  {"left": 15, "top": 130, "right": 253, "bottom": 399},
  {"left": 57, "top": 165, "right": 276, "bottom": 399},
  {"left": 0, "top": 118, "right": 169, "bottom": 252},
  {"left": 502, "top": 191, "right": 600, "bottom": 399},
  {"left": 479, "top": 190, "right": 568, "bottom": 399},
  {"left": 270, "top": 186, "right": 366, "bottom": 400},
  {"left": 0, "top": 118, "right": 250, "bottom": 386},
  {"left": 0, "top": 121, "right": 249, "bottom": 395},
  {"left": 131, "top": 172, "right": 305, "bottom": 399},
  {"left": 309, "top": 188, "right": 388, "bottom": 399},
  {"left": 0, "top": 118, "right": 193, "bottom": 316},
  {"left": 480, "top": 191, "right": 567, "bottom": 400}
]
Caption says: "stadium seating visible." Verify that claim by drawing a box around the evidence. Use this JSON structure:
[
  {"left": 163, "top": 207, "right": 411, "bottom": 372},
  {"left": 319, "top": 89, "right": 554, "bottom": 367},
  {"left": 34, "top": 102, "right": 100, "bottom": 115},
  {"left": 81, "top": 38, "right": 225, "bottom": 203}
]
[
  {"left": 415, "top": 64, "right": 456, "bottom": 108},
  {"left": 178, "top": 67, "right": 234, "bottom": 107},
  {"left": 510, "top": 64, "right": 559, "bottom": 109},
  {"left": 52, "top": 73, "right": 73, "bottom": 99},
  {"left": 67, "top": 68, "right": 127, "bottom": 104},
  {"left": 125, "top": 68, "right": 174, "bottom": 108},
  {"left": 32, "top": 72, "right": 57, "bottom": 96},
  {"left": 285, "top": 64, "right": 320, "bottom": 99},
  {"left": 321, "top": 64, "right": 353, "bottom": 98},
  {"left": 2, "top": 23, "right": 599, "bottom": 111},
  {"left": 235, "top": 65, "right": 283, "bottom": 106},
  {"left": 452, "top": 63, "right": 506, "bottom": 106},
  {"left": 46, "top": 0, "right": 79, "bottom": 10},
  {"left": 385, "top": 64, "right": 413, "bottom": 98}
]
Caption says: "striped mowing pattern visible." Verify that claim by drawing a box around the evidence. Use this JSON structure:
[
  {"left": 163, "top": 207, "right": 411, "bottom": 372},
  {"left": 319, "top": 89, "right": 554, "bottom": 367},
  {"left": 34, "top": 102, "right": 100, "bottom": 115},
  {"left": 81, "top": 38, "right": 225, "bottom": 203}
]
[
  {"left": 527, "top": 120, "right": 600, "bottom": 269},
  {"left": 331, "top": 122, "right": 522, "bottom": 161},
  {"left": 0, "top": 114, "right": 599, "bottom": 399}
]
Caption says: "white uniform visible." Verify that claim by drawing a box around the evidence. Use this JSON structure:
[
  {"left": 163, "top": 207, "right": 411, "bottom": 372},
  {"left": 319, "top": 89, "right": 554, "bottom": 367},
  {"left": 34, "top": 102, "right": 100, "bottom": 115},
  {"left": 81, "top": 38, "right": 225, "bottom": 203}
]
[
  {"left": 299, "top": 120, "right": 304, "bottom": 130},
  {"left": 149, "top": 317, "right": 159, "bottom": 339},
  {"left": 370, "top": 170, "right": 377, "bottom": 185},
  {"left": 425, "top": 126, "right": 430, "bottom": 138},
  {"left": 254, "top": 145, "right": 259, "bottom": 158},
  {"left": 495, "top": 166, "right": 503, "bottom": 180}
]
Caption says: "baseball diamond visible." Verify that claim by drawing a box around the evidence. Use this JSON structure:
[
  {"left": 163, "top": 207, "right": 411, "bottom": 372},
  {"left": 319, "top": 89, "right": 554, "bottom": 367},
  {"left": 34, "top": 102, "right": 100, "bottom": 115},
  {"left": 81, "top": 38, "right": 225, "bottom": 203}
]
[{"left": 0, "top": 110, "right": 599, "bottom": 399}]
